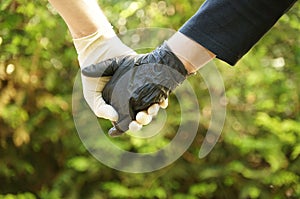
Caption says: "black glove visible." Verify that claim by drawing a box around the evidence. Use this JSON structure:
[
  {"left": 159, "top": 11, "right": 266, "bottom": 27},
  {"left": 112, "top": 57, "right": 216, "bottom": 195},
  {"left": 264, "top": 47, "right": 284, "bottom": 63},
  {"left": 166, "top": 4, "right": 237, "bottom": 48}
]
[{"left": 82, "top": 42, "right": 188, "bottom": 136}]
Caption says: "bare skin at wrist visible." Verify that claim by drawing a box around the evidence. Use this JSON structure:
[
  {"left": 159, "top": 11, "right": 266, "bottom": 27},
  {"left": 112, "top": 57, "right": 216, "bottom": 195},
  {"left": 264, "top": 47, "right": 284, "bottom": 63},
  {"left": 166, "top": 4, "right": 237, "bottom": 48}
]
[
  {"left": 167, "top": 32, "right": 216, "bottom": 74},
  {"left": 176, "top": 56, "right": 198, "bottom": 74}
]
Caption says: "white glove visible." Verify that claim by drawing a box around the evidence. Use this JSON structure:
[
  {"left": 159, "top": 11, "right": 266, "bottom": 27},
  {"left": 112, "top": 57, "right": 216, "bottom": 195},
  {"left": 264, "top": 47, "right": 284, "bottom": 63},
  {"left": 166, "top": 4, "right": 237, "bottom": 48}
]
[{"left": 74, "top": 31, "right": 168, "bottom": 132}]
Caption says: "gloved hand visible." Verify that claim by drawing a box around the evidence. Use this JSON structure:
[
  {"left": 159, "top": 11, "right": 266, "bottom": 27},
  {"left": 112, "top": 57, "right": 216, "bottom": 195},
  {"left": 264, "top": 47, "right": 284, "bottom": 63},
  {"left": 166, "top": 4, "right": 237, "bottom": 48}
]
[
  {"left": 82, "top": 42, "right": 188, "bottom": 136},
  {"left": 76, "top": 35, "right": 133, "bottom": 122},
  {"left": 76, "top": 33, "right": 166, "bottom": 135}
]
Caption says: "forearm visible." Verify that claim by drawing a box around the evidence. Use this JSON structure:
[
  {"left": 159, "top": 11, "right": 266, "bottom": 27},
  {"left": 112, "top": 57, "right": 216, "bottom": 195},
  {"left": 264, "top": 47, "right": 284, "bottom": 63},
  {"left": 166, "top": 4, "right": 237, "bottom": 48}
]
[
  {"left": 179, "top": 0, "right": 297, "bottom": 65},
  {"left": 48, "top": 0, "right": 115, "bottom": 39}
]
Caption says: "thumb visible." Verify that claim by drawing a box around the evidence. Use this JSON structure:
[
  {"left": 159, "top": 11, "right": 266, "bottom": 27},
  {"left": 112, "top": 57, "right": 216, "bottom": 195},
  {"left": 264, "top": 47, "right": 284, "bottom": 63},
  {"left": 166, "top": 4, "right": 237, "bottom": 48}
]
[
  {"left": 94, "top": 95, "right": 119, "bottom": 121},
  {"left": 81, "top": 58, "right": 118, "bottom": 77}
]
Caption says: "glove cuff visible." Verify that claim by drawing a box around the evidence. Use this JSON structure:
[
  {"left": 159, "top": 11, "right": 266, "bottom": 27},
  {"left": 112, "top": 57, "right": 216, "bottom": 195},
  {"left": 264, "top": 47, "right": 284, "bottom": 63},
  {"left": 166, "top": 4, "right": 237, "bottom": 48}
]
[{"left": 158, "top": 42, "right": 189, "bottom": 78}]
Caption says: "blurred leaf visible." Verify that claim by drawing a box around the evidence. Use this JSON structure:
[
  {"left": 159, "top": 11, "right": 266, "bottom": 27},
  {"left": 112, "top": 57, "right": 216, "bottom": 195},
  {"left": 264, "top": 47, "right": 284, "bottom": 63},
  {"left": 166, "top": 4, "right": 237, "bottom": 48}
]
[
  {"left": 67, "top": 156, "right": 91, "bottom": 172},
  {"left": 0, "top": 0, "right": 12, "bottom": 11}
]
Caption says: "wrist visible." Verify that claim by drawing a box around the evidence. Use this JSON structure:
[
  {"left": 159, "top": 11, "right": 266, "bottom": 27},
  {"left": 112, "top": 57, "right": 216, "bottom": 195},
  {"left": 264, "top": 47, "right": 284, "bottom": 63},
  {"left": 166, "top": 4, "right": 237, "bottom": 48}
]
[
  {"left": 166, "top": 32, "right": 216, "bottom": 74},
  {"left": 174, "top": 55, "right": 198, "bottom": 74}
]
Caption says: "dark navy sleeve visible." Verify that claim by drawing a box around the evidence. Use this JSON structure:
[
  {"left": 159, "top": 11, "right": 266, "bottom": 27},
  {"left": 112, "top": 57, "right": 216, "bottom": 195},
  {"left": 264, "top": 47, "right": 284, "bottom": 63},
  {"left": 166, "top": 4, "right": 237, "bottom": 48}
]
[{"left": 179, "top": 0, "right": 297, "bottom": 65}]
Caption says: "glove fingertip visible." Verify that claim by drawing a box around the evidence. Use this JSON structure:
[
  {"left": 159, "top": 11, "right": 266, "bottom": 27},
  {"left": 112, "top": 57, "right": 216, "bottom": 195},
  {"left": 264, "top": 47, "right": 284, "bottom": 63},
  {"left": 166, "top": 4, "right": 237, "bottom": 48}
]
[
  {"left": 136, "top": 111, "right": 152, "bottom": 125},
  {"left": 129, "top": 121, "right": 143, "bottom": 132},
  {"left": 95, "top": 104, "right": 119, "bottom": 121},
  {"left": 81, "top": 59, "right": 116, "bottom": 77},
  {"left": 159, "top": 98, "right": 168, "bottom": 109},
  {"left": 147, "top": 104, "right": 160, "bottom": 116},
  {"left": 108, "top": 126, "right": 125, "bottom": 137}
]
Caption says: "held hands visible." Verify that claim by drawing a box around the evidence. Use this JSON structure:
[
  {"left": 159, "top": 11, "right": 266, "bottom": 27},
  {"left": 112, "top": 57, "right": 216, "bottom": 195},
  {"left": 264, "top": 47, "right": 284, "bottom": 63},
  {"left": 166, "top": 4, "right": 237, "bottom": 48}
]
[
  {"left": 78, "top": 36, "right": 163, "bottom": 134},
  {"left": 82, "top": 42, "right": 188, "bottom": 136}
]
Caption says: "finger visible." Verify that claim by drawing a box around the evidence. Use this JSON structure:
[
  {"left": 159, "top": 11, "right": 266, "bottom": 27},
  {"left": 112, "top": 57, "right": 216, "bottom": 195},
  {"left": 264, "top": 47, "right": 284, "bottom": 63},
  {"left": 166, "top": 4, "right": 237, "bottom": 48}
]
[
  {"left": 136, "top": 111, "right": 152, "bottom": 125},
  {"left": 93, "top": 93, "right": 119, "bottom": 121},
  {"left": 147, "top": 104, "right": 160, "bottom": 116},
  {"left": 129, "top": 121, "right": 143, "bottom": 132},
  {"left": 94, "top": 104, "right": 118, "bottom": 121},
  {"left": 81, "top": 58, "right": 118, "bottom": 77},
  {"left": 108, "top": 125, "right": 125, "bottom": 137},
  {"left": 159, "top": 98, "right": 168, "bottom": 109}
]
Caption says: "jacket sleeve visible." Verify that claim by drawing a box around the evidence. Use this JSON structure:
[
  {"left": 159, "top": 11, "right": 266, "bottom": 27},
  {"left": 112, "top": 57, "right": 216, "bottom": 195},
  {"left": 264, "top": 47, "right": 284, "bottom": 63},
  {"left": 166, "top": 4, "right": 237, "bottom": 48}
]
[{"left": 179, "top": 0, "right": 297, "bottom": 65}]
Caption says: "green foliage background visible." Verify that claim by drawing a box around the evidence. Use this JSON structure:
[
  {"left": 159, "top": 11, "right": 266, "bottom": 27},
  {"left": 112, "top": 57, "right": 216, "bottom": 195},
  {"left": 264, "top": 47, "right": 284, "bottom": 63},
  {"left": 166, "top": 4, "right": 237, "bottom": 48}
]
[{"left": 0, "top": 0, "right": 299, "bottom": 198}]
